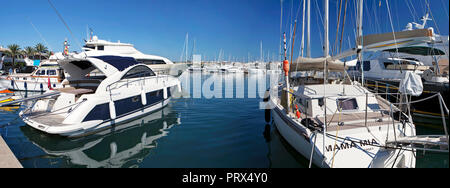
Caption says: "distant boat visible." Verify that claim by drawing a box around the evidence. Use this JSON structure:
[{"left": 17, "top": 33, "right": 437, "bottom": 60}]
[
  {"left": 0, "top": 88, "right": 20, "bottom": 109},
  {"left": 0, "top": 56, "right": 65, "bottom": 92},
  {"left": 20, "top": 53, "right": 181, "bottom": 138}
]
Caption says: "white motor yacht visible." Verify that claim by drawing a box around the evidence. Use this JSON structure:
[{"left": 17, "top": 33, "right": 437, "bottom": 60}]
[
  {"left": 21, "top": 106, "right": 181, "bottom": 168},
  {"left": 20, "top": 54, "right": 181, "bottom": 137},
  {"left": 0, "top": 57, "right": 65, "bottom": 92},
  {"left": 83, "top": 36, "right": 186, "bottom": 77}
]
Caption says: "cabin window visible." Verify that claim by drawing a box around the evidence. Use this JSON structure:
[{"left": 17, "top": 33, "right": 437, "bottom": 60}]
[
  {"left": 384, "top": 62, "right": 394, "bottom": 68},
  {"left": 356, "top": 61, "right": 371, "bottom": 71},
  {"left": 98, "top": 46, "right": 104, "bottom": 51},
  {"left": 83, "top": 45, "right": 94, "bottom": 50},
  {"left": 35, "top": 70, "right": 46, "bottom": 76},
  {"left": 47, "top": 70, "right": 57, "bottom": 76},
  {"left": 122, "top": 65, "right": 156, "bottom": 79},
  {"left": 137, "top": 59, "right": 166, "bottom": 65},
  {"left": 72, "top": 61, "right": 93, "bottom": 70},
  {"left": 337, "top": 98, "right": 359, "bottom": 111}
]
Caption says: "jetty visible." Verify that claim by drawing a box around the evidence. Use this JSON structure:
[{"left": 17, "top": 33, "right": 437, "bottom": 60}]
[{"left": 0, "top": 135, "right": 22, "bottom": 168}]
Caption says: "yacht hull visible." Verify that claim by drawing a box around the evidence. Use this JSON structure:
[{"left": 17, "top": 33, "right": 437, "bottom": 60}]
[
  {"left": 272, "top": 106, "right": 328, "bottom": 168},
  {"left": 271, "top": 96, "right": 416, "bottom": 168},
  {"left": 21, "top": 98, "right": 172, "bottom": 138}
]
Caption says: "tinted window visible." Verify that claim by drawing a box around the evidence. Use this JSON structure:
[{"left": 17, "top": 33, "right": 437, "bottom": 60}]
[
  {"left": 356, "top": 61, "right": 371, "bottom": 71},
  {"left": 47, "top": 70, "right": 57, "bottom": 76},
  {"left": 122, "top": 65, "right": 155, "bottom": 79},
  {"left": 83, "top": 45, "right": 94, "bottom": 50},
  {"left": 137, "top": 59, "right": 166, "bottom": 65},
  {"left": 337, "top": 98, "right": 359, "bottom": 111},
  {"left": 35, "top": 70, "right": 46, "bottom": 76},
  {"left": 98, "top": 46, "right": 104, "bottom": 51}
]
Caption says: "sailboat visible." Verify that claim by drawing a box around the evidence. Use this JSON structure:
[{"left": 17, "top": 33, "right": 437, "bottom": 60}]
[{"left": 266, "top": 0, "right": 417, "bottom": 168}]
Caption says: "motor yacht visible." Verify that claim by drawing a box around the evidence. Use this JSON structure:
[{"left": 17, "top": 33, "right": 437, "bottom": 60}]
[
  {"left": 20, "top": 54, "right": 181, "bottom": 137},
  {"left": 20, "top": 107, "right": 180, "bottom": 168},
  {"left": 83, "top": 36, "right": 187, "bottom": 77},
  {"left": 0, "top": 56, "right": 65, "bottom": 92}
]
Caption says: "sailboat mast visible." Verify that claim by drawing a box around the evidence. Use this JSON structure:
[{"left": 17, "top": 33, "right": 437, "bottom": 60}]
[
  {"left": 283, "top": 32, "right": 290, "bottom": 114},
  {"left": 306, "top": 0, "right": 311, "bottom": 58},
  {"left": 324, "top": 0, "right": 329, "bottom": 83},
  {"left": 357, "top": 0, "right": 364, "bottom": 86}
]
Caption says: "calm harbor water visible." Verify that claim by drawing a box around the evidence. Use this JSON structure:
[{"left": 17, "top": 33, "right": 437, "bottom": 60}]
[{"left": 0, "top": 73, "right": 448, "bottom": 168}]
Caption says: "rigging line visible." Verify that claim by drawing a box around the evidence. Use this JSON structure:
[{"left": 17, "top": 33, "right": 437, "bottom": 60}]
[
  {"left": 425, "top": 0, "right": 442, "bottom": 38},
  {"left": 313, "top": 0, "right": 324, "bottom": 54},
  {"left": 440, "top": 0, "right": 449, "bottom": 21},
  {"left": 280, "top": 0, "right": 284, "bottom": 61},
  {"left": 28, "top": 18, "right": 53, "bottom": 52},
  {"left": 290, "top": 20, "right": 298, "bottom": 69},
  {"left": 339, "top": 0, "right": 348, "bottom": 54},
  {"left": 333, "top": 0, "right": 343, "bottom": 56},
  {"left": 394, "top": 1, "right": 401, "bottom": 31},
  {"left": 385, "top": 0, "right": 400, "bottom": 60},
  {"left": 404, "top": 0, "right": 416, "bottom": 22},
  {"left": 47, "top": 0, "right": 82, "bottom": 51},
  {"left": 372, "top": 0, "right": 381, "bottom": 34},
  {"left": 295, "top": 0, "right": 306, "bottom": 73},
  {"left": 407, "top": 0, "right": 419, "bottom": 22}
]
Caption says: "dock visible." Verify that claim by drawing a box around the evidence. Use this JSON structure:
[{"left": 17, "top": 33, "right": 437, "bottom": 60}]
[{"left": 0, "top": 135, "right": 22, "bottom": 168}]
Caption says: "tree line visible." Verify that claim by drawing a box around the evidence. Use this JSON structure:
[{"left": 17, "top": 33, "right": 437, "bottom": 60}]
[{"left": 1, "top": 43, "right": 49, "bottom": 70}]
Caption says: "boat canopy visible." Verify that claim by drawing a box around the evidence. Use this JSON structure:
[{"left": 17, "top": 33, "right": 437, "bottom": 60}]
[
  {"left": 291, "top": 56, "right": 347, "bottom": 72},
  {"left": 361, "top": 29, "right": 433, "bottom": 52},
  {"left": 58, "top": 56, "right": 140, "bottom": 80}
]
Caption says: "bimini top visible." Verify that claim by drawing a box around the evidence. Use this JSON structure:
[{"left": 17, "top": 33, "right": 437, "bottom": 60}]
[{"left": 58, "top": 55, "right": 141, "bottom": 80}]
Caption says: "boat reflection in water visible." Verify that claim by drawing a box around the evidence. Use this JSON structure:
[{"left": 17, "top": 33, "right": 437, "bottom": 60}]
[{"left": 20, "top": 107, "right": 180, "bottom": 168}]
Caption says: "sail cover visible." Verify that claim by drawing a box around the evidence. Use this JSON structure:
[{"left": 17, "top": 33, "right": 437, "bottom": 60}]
[
  {"left": 399, "top": 71, "right": 423, "bottom": 96},
  {"left": 291, "top": 56, "right": 347, "bottom": 72}
]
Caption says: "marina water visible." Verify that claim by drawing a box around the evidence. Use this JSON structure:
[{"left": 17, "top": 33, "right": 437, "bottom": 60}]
[{"left": 0, "top": 73, "right": 448, "bottom": 168}]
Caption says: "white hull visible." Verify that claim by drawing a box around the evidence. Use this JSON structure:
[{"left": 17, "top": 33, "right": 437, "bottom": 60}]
[
  {"left": 22, "top": 98, "right": 171, "bottom": 138},
  {"left": 272, "top": 105, "right": 416, "bottom": 168},
  {"left": 269, "top": 83, "right": 417, "bottom": 168},
  {"left": 0, "top": 78, "right": 62, "bottom": 92},
  {"left": 272, "top": 107, "right": 326, "bottom": 167}
]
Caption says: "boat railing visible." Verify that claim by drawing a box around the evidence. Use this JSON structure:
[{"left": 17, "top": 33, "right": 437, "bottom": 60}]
[{"left": 105, "top": 74, "right": 171, "bottom": 95}]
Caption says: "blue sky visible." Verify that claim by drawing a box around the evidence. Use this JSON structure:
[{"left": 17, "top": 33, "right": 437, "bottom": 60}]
[{"left": 0, "top": 0, "right": 448, "bottom": 62}]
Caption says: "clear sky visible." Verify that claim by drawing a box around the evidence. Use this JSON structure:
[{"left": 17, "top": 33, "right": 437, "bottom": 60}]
[{"left": 0, "top": 0, "right": 448, "bottom": 62}]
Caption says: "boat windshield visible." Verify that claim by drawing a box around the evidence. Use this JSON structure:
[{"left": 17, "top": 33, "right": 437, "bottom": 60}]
[{"left": 121, "top": 65, "right": 156, "bottom": 79}]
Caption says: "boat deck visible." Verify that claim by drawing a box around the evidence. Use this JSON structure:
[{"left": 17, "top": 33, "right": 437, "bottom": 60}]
[
  {"left": 315, "top": 96, "right": 401, "bottom": 132},
  {"left": 315, "top": 112, "right": 398, "bottom": 132},
  {"left": 24, "top": 110, "right": 66, "bottom": 127}
]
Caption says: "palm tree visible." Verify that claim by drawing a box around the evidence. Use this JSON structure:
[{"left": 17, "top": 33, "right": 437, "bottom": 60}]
[
  {"left": 24, "top": 46, "right": 35, "bottom": 59},
  {"left": 6, "top": 44, "right": 21, "bottom": 71},
  {"left": 35, "top": 43, "right": 48, "bottom": 61}
]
